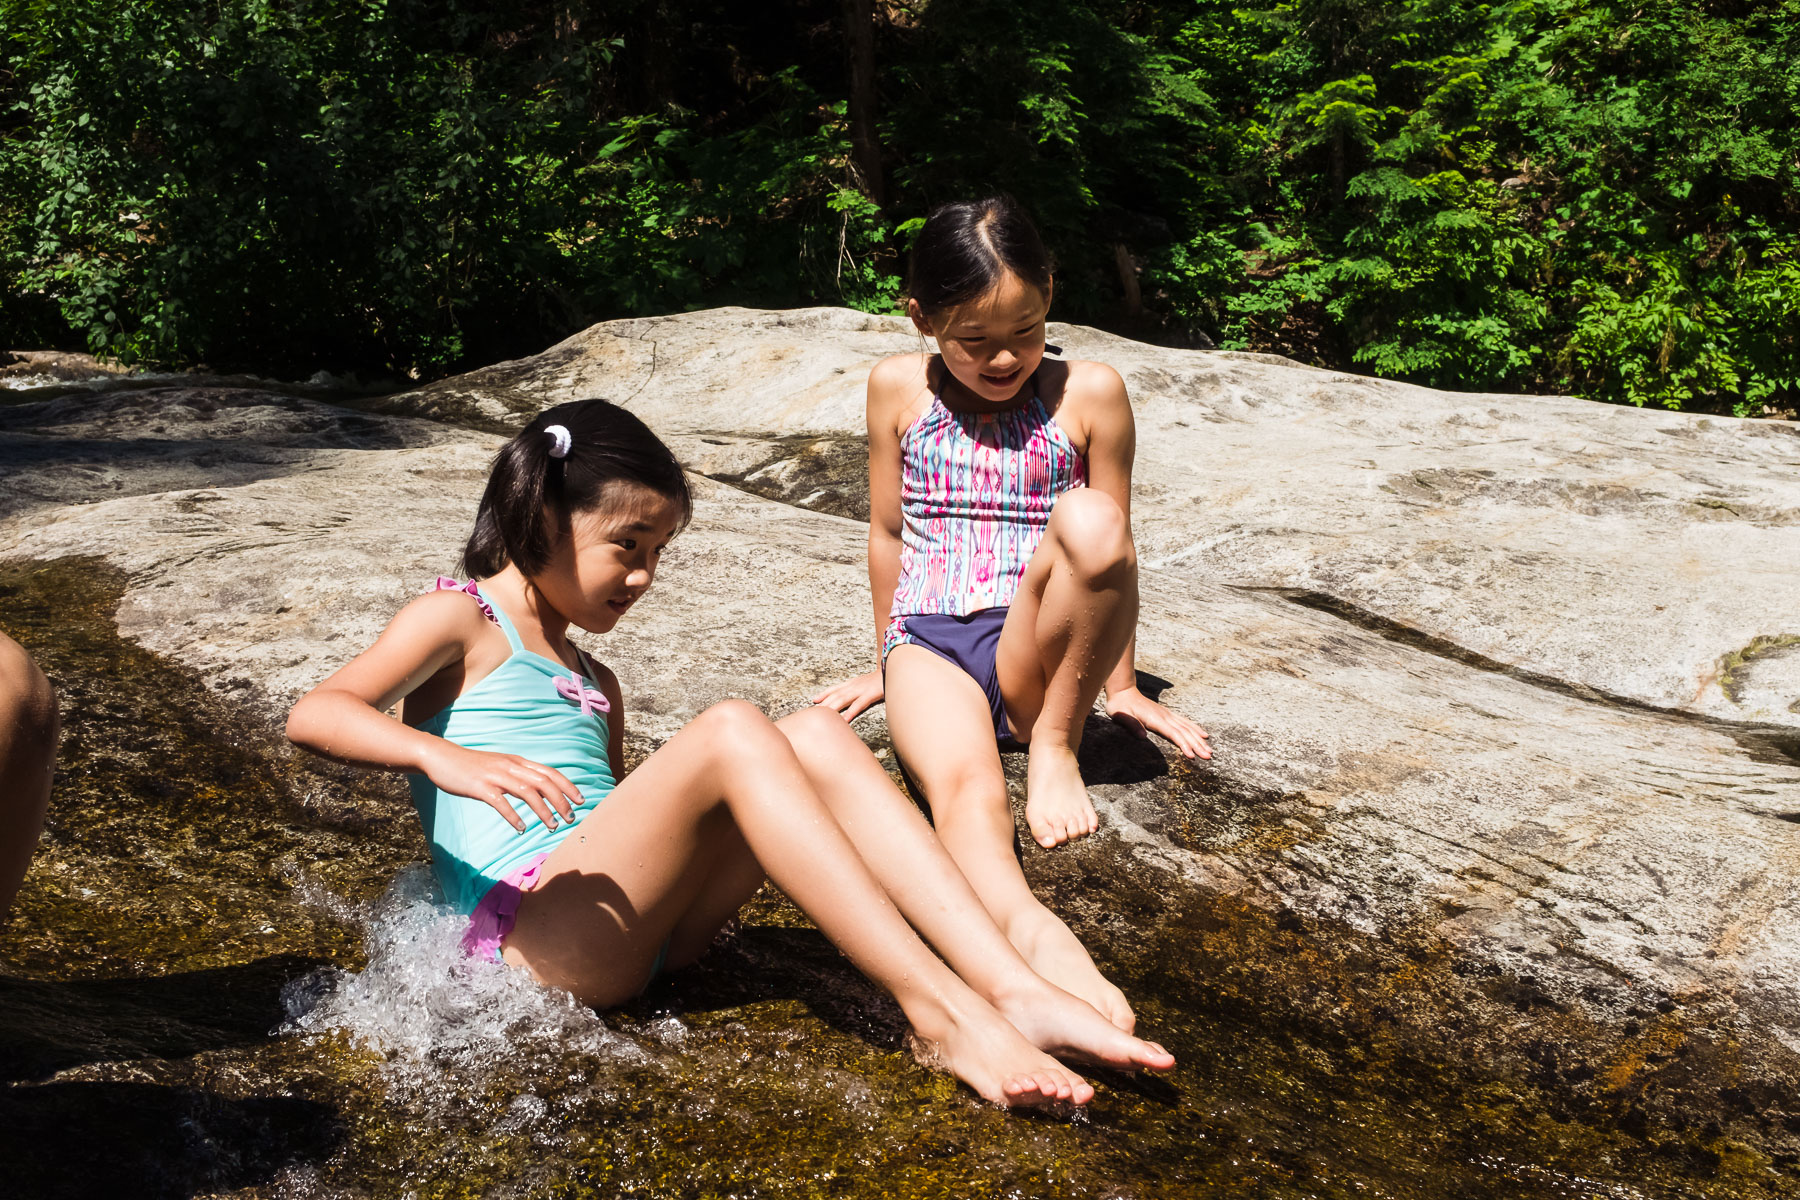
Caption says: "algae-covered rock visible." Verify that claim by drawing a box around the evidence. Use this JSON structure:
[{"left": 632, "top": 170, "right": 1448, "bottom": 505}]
[{"left": 3, "top": 316, "right": 1800, "bottom": 1196}]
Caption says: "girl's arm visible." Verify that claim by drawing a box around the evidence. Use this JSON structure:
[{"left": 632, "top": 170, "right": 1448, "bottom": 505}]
[
  {"left": 286, "top": 591, "right": 583, "bottom": 830},
  {"left": 1076, "top": 364, "right": 1212, "bottom": 761},
  {"left": 812, "top": 354, "right": 915, "bottom": 721},
  {"left": 866, "top": 358, "right": 910, "bottom": 655}
]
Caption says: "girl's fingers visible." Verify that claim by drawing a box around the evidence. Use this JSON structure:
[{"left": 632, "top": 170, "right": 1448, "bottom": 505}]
[
  {"left": 484, "top": 789, "right": 529, "bottom": 833},
  {"left": 514, "top": 786, "right": 563, "bottom": 831},
  {"left": 498, "top": 773, "right": 562, "bottom": 830},
  {"left": 515, "top": 761, "right": 580, "bottom": 820}
]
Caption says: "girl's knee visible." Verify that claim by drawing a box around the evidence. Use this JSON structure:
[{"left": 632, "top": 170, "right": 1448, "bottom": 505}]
[
  {"left": 1049, "top": 489, "right": 1133, "bottom": 579},
  {"left": 696, "top": 698, "right": 783, "bottom": 754},
  {"left": 919, "top": 764, "right": 1010, "bottom": 819},
  {"left": 0, "top": 644, "right": 56, "bottom": 747},
  {"left": 778, "top": 704, "right": 860, "bottom": 754}
]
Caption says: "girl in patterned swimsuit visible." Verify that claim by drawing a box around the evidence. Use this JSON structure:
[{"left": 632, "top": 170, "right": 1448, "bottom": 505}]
[
  {"left": 814, "top": 198, "right": 1212, "bottom": 1032},
  {"left": 287, "top": 398, "right": 1172, "bottom": 1108}
]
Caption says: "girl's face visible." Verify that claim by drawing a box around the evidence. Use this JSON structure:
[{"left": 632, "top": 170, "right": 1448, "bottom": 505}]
[
  {"left": 533, "top": 483, "right": 685, "bottom": 634},
  {"left": 912, "top": 270, "right": 1052, "bottom": 404}
]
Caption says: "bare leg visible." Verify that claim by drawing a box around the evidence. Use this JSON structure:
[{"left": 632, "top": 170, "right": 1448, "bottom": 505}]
[
  {"left": 885, "top": 646, "right": 1136, "bottom": 1032},
  {"left": 0, "top": 633, "right": 56, "bottom": 922},
  {"left": 502, "top": 700, "right": 1092, "bottom": 1107},
  {"left": 996, "top": 488, "right": 1138, "bottom": 849},
  {"left": 776, "top": 706, "right": 1171, "bottom": 1070}
]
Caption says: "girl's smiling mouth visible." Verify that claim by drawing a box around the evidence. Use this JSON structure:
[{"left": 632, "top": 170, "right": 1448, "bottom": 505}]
[{"left": 981, "top": 367, "right": 1022, "bottom": 388}]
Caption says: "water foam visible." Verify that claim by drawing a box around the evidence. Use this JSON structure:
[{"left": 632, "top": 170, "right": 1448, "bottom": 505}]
[{"left": 280, "top": 867, "right": 647, "bottom": 1099}]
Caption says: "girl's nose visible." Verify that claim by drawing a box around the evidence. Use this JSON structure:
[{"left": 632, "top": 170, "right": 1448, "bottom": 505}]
[{"left": 628, "top": 565, "right": 654, "bottom": 587}]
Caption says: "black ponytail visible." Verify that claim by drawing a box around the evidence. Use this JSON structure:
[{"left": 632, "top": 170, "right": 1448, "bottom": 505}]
[
  {"left": 461, "top": 399, "right": 692, "bottom": 579},
  {"left": 908, "top": 195, "right": 1054, "bottom": 318}
]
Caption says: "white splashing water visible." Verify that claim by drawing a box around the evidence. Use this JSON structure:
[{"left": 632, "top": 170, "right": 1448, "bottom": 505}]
[
  {"left": 280, "top": 867, "right": 648, "bottom": 1099},
  {"left": 273, "top": 867, "right": 894, "bottom": 1198}
]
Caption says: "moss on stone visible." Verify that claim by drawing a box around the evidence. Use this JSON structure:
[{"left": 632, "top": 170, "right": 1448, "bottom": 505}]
[{"left": 1718, "top": 633, "right": 1800, "bottom": 704}]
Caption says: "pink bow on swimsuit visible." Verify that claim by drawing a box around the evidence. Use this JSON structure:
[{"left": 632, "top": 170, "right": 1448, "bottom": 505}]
[{"left": 554, "top": 671, "right": 611, "bottom": 717}]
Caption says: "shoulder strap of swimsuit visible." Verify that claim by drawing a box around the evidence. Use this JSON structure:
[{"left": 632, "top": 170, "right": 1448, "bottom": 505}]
[
  {"left": 574, "top": 646, "right": 606, "bottom": 687},
  {"left": 469, "top": 583, "right": 526, "bottom": 653}
]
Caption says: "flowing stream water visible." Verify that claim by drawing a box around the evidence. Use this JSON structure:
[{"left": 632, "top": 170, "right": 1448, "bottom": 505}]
[{"left": 1, "top": 549, "right": 1793, "bottom": 1196}]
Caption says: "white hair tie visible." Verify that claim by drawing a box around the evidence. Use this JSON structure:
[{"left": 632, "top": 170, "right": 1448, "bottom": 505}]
[{"left": 544, "top": 424, "right": 573, "bottom": 459}]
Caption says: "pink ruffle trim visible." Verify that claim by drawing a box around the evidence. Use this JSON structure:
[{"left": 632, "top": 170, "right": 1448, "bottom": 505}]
[
  {"left": 461, "top": 852, "right": 550, "bottom": 962},
  {"left": 435, "top": 576, "right": 498, "bottom": 626}
]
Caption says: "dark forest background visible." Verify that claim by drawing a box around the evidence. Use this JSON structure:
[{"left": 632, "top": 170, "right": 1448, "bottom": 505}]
[{"left": 2, "top": 0, "right": 1795, "bottom": 415}]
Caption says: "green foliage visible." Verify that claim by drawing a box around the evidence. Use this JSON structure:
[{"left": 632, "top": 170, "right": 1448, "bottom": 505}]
[
  {"left": 2, "top": 0, "right": 1796, "bottom": 415},
  {"left": 1, "top": 1, "right": 896, "bottom": 374}
]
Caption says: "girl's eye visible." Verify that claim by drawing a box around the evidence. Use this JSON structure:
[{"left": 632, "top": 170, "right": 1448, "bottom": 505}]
[
  {"left": 960, "top": 336, "right": 986, "bottom": 344},
  {"left": 618, "top": 538, "right": 637, "bottom": 551}
]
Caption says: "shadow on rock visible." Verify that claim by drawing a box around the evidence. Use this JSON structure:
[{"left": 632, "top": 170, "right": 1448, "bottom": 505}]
[
  {"left": 0, "top": 955, "right": 326, "bottom": 1084},
  {"left": 0, "top": 387, "right": 448, "bottom": 521},
  {"left": 1075, "top": 713, "right": 1175, "bottom": 786},
  {"left": 636, "top": 925, "right": 910, "bottom": 1050},
  {"left": 0, "top": 1080, "right": 340, "bottom": 1199}
]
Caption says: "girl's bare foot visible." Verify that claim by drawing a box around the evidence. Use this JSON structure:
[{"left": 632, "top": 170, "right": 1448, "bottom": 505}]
[
  {"left": 1024, "top": 744, "right": 1098, "bottom": 847},
  {"left": 907, "top": 1000, "right": 1095, "bottom": 1108},
  {"left": 1011, "top": 904, "right": 1137, "bottom": 1033},
  {"left": 990, "top": 978, "right": 1174, "bottom": 1073}
]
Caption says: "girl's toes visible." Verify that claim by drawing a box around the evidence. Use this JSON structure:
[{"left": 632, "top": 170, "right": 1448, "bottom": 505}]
[{"left": 1011, "top": 1075, "right": 1053, "bottom": 1105}]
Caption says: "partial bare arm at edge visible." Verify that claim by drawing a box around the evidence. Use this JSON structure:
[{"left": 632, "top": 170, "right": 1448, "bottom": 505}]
[{"left": 866, "top": 355, "right": 913, "bottom": 658}]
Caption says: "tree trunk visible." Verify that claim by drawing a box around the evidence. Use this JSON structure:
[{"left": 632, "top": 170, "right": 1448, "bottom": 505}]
[
  {"left": 1114, "top": 243, "right": 1143, "bottom": 318},
  {"left": 843, "top": 0, "right": 885, "bottom": 206}
]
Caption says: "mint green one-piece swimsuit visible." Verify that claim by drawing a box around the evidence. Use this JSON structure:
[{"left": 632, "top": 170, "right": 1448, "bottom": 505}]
[{"left": 407, "top": 580, "right": 617, "bottom": 917}]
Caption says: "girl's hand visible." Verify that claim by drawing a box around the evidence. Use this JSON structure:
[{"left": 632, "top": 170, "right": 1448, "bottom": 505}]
[
  {"left": 419, "top": 741, "right": 583, "bottom": 832},
  {"left": 1104, "top": 688, "right": 1212, "bottom": 760},
  {"left": 811, "top": 670, "right": 885, "bottom": 722}
]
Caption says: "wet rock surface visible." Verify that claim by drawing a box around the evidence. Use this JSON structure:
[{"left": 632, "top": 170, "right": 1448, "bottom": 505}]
[
  {"left": 3, "top": 560, "right": 1796, "bottom": 1199},
  {"left": 1, "top": 318, "right": 1798, "bottom": 1196}
]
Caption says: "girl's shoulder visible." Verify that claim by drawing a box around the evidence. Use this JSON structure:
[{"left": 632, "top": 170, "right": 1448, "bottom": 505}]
[
  {"left": 867, "top": 353, "right": 937, "bottom": 438},
  {"left": 1039, "top": 358, "right": 1130, "bottom": 442},
  {"left": 384, "top": 584, "right": 509, "bottom": 661},
  {"left": 399, "top": 583, "right": 501, "bottom": 634},
  {"left": 1052, "top": 357, "right": 1126, "bottom": 398}
]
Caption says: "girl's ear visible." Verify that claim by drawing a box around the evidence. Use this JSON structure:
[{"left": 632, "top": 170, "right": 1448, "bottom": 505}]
[
  {"left": 1044, "top": 276, "right": 1054, "bottom": 310},
  {"left": 907, "top": 297, "right": 935, "bottom": 339}
]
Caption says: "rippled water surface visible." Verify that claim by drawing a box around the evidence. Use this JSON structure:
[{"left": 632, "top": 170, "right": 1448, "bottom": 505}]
[{"left": 1, "top": 557, "right": 1792, "bottom": 1198}]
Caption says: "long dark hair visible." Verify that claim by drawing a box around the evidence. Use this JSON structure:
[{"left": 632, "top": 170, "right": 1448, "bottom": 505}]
[
  {"left": 461, "top": 399, "right": 691, "bottom": 579},
  {"left": 908, "top": 196, "right": 1054, "bottom": 318}
]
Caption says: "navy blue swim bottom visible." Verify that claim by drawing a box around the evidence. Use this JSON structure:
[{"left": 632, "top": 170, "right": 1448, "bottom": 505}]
[{"left": 883, "top": 607, "right": 1012, "bottom": 739}]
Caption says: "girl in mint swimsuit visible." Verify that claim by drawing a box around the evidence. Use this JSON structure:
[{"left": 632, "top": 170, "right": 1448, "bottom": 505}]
[{"left": 286, "top": 398, "right": 1173, "bottom": 1109}]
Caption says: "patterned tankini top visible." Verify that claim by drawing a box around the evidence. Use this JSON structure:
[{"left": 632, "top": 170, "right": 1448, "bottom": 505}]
[{"left": 883, "top": 390, "right": 1086, "bottom": 656}]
